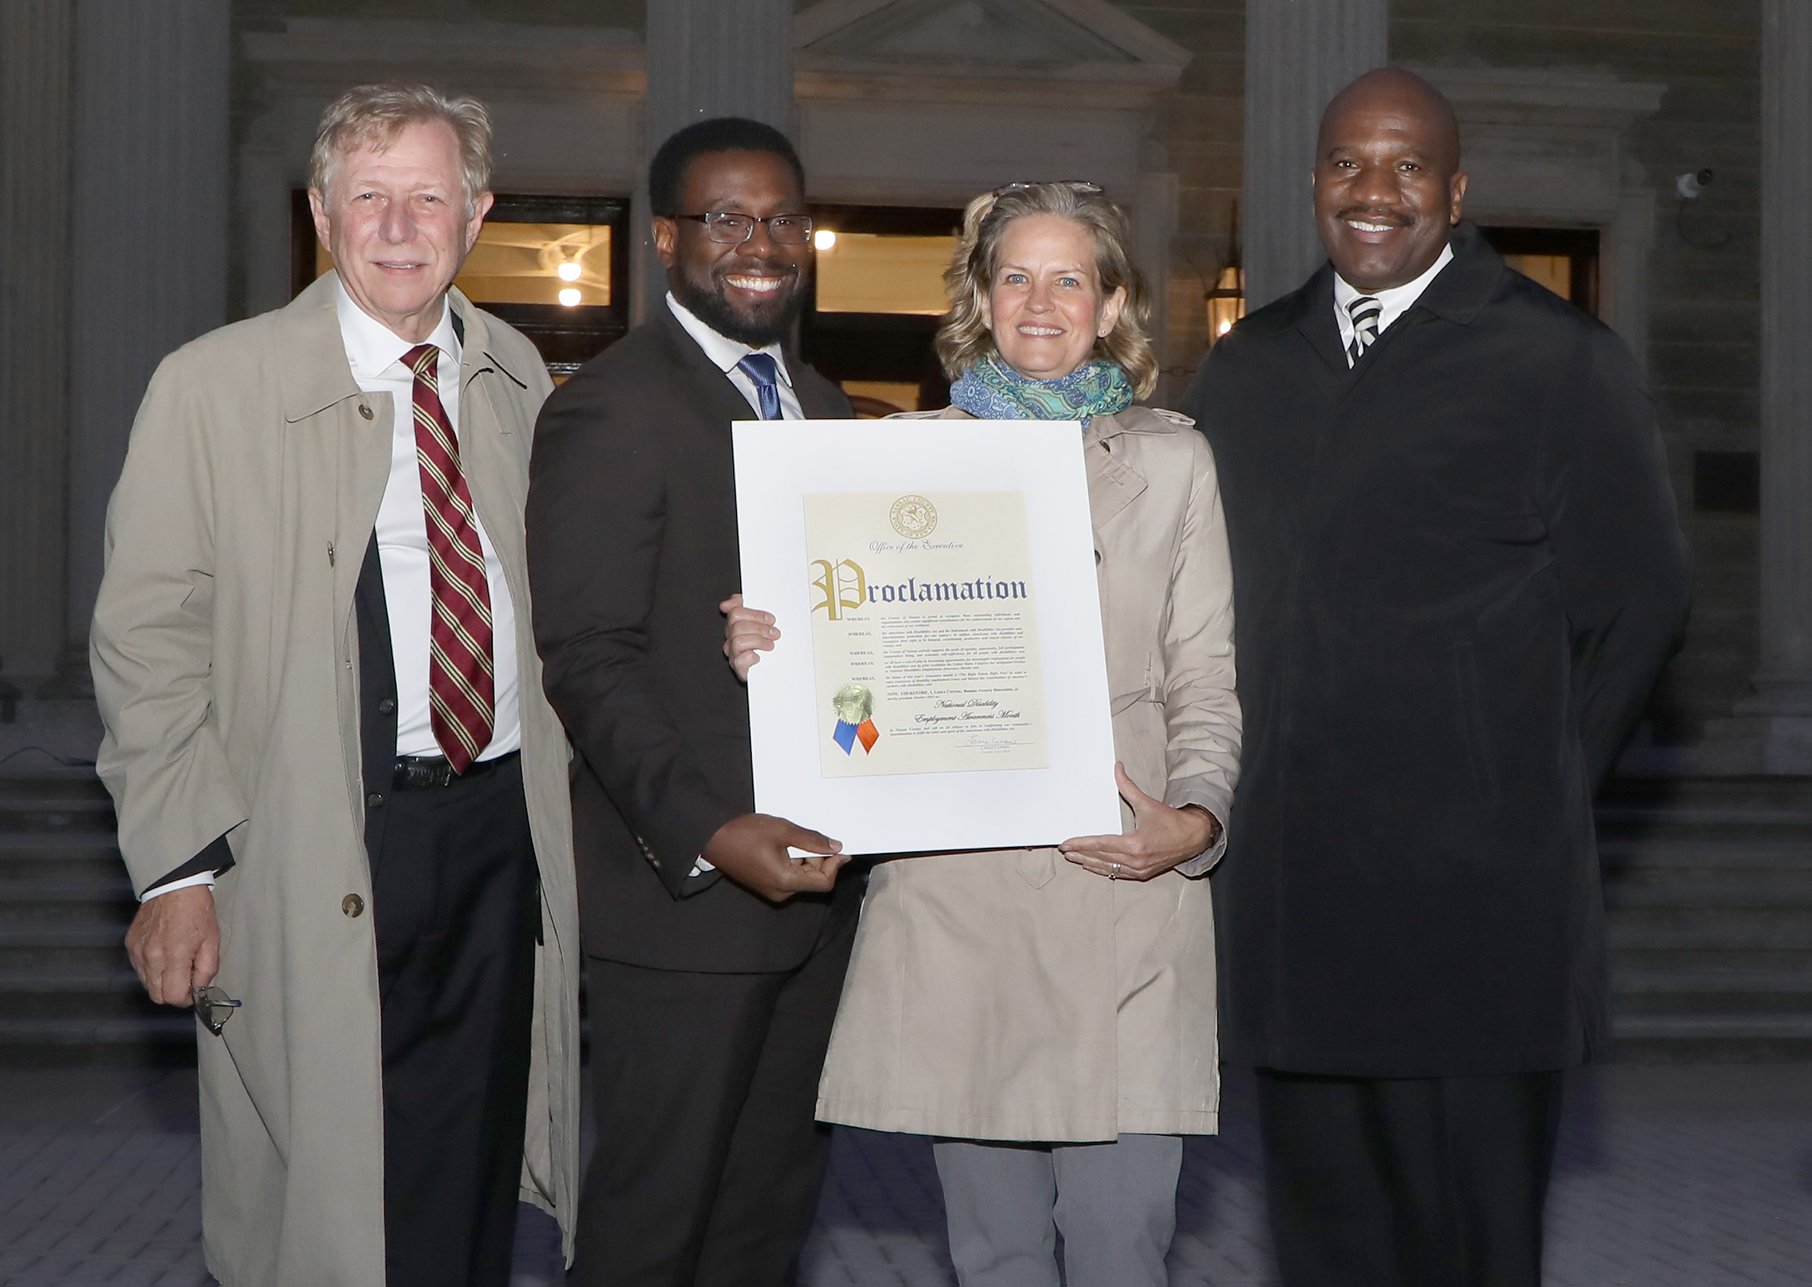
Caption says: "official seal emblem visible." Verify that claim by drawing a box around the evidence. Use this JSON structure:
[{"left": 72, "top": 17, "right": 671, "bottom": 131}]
[{"left": 889, "top": 494, "right": 937, "bottom": 539}]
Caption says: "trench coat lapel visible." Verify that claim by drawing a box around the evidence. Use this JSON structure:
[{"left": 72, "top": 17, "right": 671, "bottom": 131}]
[
  {"left": 1083, "top": 414, "right": 1151, "bottom": 556},
  {"left": 273, "top": 274, "right": 393, "bottom": 653}
]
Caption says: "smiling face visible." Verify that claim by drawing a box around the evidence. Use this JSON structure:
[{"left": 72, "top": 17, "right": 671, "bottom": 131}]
[
  {"left": 983, "top": 213, "right": 1125, "bottom": 384},
  {"left": 309, "top": 119, "right": 491, "bottom": 343},
  {"left": 653, "top": 148, "right": 809, "bottom": 347},
  {"left": 1312, "top": 70, "right": 1467, "bottom": 293}
]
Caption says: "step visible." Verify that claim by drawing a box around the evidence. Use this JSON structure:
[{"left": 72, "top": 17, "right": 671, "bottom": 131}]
[
  {"left": 0, "top": 829, "right": 124, "bottom": 859},
  {"left": 1602, "top": 874, "right": 1812, "bottom": 911},
  {"left": 1610, "top": 942, "right": 1812, "bottom": 974},
  {"left": 0, "top": 966, "right": 173, "bottom": 1023},
  {"left": 0, "top": 872, "right": 140, "bottom": 917},
  {"left": 1611, "top": 967, "right": 1812, "bottom": 1016},
  {"left": 0, "top": 776, "right": 116, "bottom": 834},
  {"left": 0, "top": 769, "right": 111, "bottom": 804},
  {"left": 1601, "top": 829, "right": 1812, "bottom": 854},
  {"left": 1610, "top": 1012, "right": 1812, "bottom": 1062},
  {"left": 0, "top": 1014, "right": 195, "bottom": 1048},
  {"left": 0, "top": 835, "right": 129, "bottom": 882},
  {"left": 1597, "top": 775, "right": 1812, "bottom": 817},
  {"left": 1608, "top": 911, "right": 1812, "bottom": 945},
  {"left": 0, "top": 871, "right": 136, "bottom": 901},
  {"left": 1607, "top": 913, "right": 1812, "bottom": 942},
  {"left": 0, "top": 921, "right": 133, "bottom": 972},
  {"left": 1596, "top": 806, "right": 1812, "bottom": 843}
]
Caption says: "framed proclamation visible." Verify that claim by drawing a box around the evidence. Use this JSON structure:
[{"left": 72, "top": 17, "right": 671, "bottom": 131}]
[{"left": 732, "top": 418, "right": 1121, "bottom": 856}]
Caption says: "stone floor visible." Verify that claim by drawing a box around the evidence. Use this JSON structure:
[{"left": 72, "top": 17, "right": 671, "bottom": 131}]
[{"left": 0, "top": 1061, "right": 1806, "bottom": 1285}]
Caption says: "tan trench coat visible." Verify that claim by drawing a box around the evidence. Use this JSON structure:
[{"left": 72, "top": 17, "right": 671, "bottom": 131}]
[
  {"left": 816, "top": 405, "right": 1241, "bottom": 1142},
  {"left": 90, "top": 273, "right": 581, "bottom": 1285}
]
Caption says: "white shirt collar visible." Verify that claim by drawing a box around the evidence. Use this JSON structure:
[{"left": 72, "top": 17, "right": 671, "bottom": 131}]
[
  {"left": 335, "top": 278, "right": 461, "bottom": 380},
  {"left": 1333, "top": 241, "right": 1455, "bottom": 341},
  {"left": 664, "top": 292, "right": 793, "bottom": 388}
]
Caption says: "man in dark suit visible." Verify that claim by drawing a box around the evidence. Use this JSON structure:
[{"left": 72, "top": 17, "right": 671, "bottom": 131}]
[
  {"left": 1185, "top": 68, "right": 1689, "bottom": 1286},
  {"left": 526, "top": 117, "right": 860, "bottom": 1287}
]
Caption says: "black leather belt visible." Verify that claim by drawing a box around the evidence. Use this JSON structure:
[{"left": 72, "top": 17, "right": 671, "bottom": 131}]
[{"left": 392, "top": 751, "right": 518, "bottom": 791}]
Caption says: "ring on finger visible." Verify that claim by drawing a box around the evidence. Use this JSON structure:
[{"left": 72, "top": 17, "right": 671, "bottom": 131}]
[{"left": 1109, "top": 862, "right": 1121, "bottom": 880}]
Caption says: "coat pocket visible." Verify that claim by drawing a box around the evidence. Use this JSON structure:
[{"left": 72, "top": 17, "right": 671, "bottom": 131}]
[{"left": 1017, "top": 848, "right": 1057, "bottom": 888}]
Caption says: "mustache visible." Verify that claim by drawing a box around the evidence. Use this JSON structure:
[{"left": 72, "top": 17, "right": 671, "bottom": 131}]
[{"left": 1336, "top": 207, "right": 1413, "bottom": 227}]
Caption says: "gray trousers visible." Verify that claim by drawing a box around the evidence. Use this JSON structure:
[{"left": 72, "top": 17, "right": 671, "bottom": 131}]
[{"left": 932, "top": 1134, "right": 1183, "bottom": 1287}]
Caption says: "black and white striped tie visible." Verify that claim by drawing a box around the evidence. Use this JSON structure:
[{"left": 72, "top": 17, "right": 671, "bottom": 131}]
[{"left": 1346, "top": 295, "right": 1382, "bottom": 366}]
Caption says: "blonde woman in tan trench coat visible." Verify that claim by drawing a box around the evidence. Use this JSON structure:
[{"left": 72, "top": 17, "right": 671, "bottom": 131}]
[{"left": 727, "top": 183, "right": 1240, "bottom": 1287}]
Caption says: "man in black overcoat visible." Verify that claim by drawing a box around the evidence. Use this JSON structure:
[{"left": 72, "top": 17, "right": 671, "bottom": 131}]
[
  {"left": 526, "top": 117, "right": 860, "bottom": 1286},
  {"left": 1184, "top": 68, "right": 1690, "bottom": 1286}
]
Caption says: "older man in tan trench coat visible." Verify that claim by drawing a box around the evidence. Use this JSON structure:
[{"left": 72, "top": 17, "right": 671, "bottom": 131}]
[{"left": 90, "top": 85, "right": 579, "bottom": 1286}]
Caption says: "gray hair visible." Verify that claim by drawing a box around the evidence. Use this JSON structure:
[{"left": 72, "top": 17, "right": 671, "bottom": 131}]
[{"left": 309, "top": 83, "right": 493, "bottom": 216}]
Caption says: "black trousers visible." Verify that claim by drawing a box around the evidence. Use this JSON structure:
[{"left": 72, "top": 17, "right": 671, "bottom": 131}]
[
  {"left": 570, "top": 907, "right": 857, "bottom": 1287},
  {"left": 371, "top": 756, "right": 540, "bottom": 1287},
  {"left": 1254, "top": 1068, "right": 1566, "bottom": 1287}
]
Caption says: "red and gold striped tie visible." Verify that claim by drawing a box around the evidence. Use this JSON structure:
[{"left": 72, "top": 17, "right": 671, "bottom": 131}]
[{"left": 404, "top": 343, "right": 494, "bottom": 773}]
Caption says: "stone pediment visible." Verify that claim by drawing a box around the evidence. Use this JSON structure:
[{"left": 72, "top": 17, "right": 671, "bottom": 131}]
[{"left": 795, "top": 0, "right": 1189, "bottom": 91}]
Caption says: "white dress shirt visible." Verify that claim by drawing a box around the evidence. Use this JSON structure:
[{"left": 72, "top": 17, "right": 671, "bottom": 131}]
[
  {"left": 1333, "top": 242, "right": 1455, "bottom": 355},
  {"left": 339, "top": 283, "right": 522, "bottom": 762},
  {"left": 666, "top": 292, "right": 805, "bottom": 420}
]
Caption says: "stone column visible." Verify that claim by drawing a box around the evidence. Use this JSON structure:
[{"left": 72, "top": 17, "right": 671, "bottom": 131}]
[
  {"left": 0, "top": 2, "right": 74, "bottom": 686},
  {"left": 1243, "top": 0, "right": 1389, "bottom": 310},
  {"left": 1706, "top": 0, "right": 1812, "bottom": 770},
  {"left": 57, "top": 0, "right": 230, "bottom": 692},
  {"left": 635, "top": 0, "right": 795, "bottom": 321}
]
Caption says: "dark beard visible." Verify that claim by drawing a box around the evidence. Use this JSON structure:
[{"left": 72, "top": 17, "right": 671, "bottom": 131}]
[{"left": 671, "top": 272, "right": 804, "bottom": 348}]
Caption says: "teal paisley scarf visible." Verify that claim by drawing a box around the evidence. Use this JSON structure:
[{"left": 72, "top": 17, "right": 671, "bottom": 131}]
[{"left": 949, "top": 354, "right": 1133, "bottom": 430}]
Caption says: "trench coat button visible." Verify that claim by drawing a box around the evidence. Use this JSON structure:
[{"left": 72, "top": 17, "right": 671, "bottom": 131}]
[
  {"left": 342, "top": 893, "right": 365, "bottom": 917},
  {"left": 377, "top": 697, "right": 396, "bottom": 714},
  {"left": 358, "top": 403, "right": 374, "bottom": 420},
  {"left": 366, "top": 791, "right": 384, "bottom": 808}
]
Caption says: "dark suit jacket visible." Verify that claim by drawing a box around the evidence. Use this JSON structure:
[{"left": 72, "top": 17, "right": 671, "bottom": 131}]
[
  {"left": 527, "top": 307, "right": 860, "bottom": 973},
  {"left": 1185, "top": 223, "right": 1689, "bottom": 1077}
]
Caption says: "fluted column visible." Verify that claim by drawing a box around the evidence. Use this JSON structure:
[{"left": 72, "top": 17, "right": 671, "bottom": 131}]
[
  {"left": 635, "top": 0, "right": 795, "bottom": 320},
  {"left": 1707, "top": 0, "right": 1812, "bottom": 771},
  {"left": 1243, "top": 0, "right": 1389, "bottom": 310},
  {"left": 0, "top": 3, "right": 74, "bottom": 684},
  {"left": 58, "top": 0, "right": 230, "bottom": 690}
]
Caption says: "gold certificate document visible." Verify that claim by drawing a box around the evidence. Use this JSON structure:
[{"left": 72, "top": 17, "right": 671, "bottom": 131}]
[
  {"left": 734, "top": 419, "right": 1120, "bottom": 856},
  {"left": 804, "top": 490, "right": 1046, "bottom": 778}
]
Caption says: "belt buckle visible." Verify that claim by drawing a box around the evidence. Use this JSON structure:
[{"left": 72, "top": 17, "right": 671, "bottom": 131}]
[{"left": 394, "top": 756, "right": 454, "bottom": 791}]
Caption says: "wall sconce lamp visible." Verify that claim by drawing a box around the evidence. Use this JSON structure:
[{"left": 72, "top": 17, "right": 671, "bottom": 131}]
[
  {"left": 1673, "top": 167, "right": 1730, "bottom": 250},
  {"left": 1205, "top": 199, "right": 1245, "bottom": 343}
]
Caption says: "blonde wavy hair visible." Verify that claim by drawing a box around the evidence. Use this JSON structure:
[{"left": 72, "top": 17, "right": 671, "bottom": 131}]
[{"left": 935, "top": 182, "right": 1158, "bottom": 399}]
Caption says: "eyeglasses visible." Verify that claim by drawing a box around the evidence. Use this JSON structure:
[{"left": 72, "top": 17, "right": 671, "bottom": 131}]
[
  {"left": 192, "top": 984, "right": 241, "bottom": 1036},
  {"left": 675, "top": 211, "right": 814, "bottom": 246},
  {"left": 992, "top": 179, "right": 1104, "bottom": 197}
]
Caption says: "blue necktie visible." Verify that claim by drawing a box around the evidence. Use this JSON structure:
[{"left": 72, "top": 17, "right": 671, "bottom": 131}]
[{"left": 736, "top": 353, "right": 783, "bottom": 420}]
